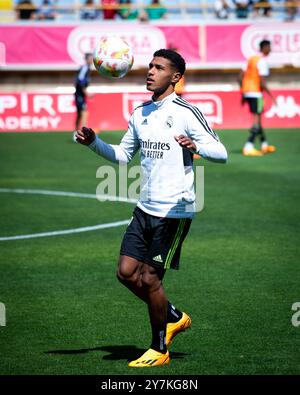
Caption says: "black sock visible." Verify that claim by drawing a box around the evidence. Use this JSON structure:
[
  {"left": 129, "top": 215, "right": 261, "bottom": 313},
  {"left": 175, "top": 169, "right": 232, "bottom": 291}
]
[
  {"left": 248, "top": 125, "right": 260, "bottom": 143},
  {"left": 151, "top": 324, "right": 167, "bottom": 353},
  {"left": 258, "top": 126, "right": 267, "bottom": 143},
  {"left": 167, "top": 302, "right": 183, "bottom": 323}
]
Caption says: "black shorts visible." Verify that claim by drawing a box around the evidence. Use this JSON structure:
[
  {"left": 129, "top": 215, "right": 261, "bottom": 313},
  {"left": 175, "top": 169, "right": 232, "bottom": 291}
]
[
  {"left": 75, "top": 95, "right": 87, "bottom": 112},
  {"left": 120, "top": 207, "right": 192, "bottom": 270},
  {"left": 243, "top": 96, "right": 264, "bottom": 114}
]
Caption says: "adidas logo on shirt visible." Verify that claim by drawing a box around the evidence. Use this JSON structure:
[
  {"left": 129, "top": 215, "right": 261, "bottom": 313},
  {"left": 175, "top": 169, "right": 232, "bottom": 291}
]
[
  {"left": 142, "top": 118, "right": 148, "bottom": 125},
  {"left": 153, "top": 254, "right": 163, "bottom": 263}
]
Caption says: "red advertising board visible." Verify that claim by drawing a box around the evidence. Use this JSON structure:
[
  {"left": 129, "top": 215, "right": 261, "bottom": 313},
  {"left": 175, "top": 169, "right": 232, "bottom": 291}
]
[{"left": 0, "top": 90, "right": 299, "bottom": 132}]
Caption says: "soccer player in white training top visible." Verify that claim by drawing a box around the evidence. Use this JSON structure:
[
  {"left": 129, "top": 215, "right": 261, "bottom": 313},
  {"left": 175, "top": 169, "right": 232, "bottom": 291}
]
[{"left": 75, "top": 49, "right": 228, "bottom": 368}]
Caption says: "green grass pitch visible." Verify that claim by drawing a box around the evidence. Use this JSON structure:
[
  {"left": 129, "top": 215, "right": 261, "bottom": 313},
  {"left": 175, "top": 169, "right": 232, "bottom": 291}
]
[{"left": 0, "top": 129, "right": 299, "bottom": 375}]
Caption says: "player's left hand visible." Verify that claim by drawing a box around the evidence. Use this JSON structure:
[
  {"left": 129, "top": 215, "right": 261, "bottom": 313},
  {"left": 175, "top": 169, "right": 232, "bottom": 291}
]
[{"left": 175, "top": 135, "right": 197, "bottom": 153}]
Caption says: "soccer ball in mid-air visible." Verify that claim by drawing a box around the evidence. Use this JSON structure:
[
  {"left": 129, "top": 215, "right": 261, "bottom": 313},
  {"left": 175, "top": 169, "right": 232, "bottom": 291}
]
[{"left": 93, "top": 36, "right": 134, "bottom": 79}]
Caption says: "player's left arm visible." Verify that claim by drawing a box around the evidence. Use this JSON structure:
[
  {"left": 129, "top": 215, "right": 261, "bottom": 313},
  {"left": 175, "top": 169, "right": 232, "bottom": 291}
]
[
  {"left": 237, "top": 69, "right": 244, "bottom": 88},
  {"left": 260, "top": 77, "right": 277, "bottom": 105},
  {"left": 258, "top": 58, "right": 277, "bottom": 105},
  {"left": 175, "top": 135, "right": 197, "bottom": 152},
  {"left": 175, "top": 109, "right": 228, "bottom": 163}
]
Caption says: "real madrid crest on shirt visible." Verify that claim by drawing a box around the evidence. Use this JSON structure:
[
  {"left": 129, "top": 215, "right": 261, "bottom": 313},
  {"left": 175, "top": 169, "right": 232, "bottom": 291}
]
[{"left": 165, "top": 116, "right": 173, "bottom": 129}]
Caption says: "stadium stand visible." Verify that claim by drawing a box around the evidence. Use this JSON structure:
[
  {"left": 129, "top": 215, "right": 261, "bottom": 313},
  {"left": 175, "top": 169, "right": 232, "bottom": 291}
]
[{"left": 4, "top": 0, "right": 299, "bottom": 21}]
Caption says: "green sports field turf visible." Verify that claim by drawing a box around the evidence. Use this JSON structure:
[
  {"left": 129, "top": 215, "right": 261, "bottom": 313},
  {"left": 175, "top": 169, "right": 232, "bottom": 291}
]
[{"left": 0, "top": 129, "right": 299, "bottom": 375}]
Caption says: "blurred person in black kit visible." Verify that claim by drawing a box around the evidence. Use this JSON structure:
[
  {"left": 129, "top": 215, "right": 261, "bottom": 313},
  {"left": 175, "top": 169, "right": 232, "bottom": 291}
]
[{"left": 73, "top": 53, "right": 94, "bottom": 141}]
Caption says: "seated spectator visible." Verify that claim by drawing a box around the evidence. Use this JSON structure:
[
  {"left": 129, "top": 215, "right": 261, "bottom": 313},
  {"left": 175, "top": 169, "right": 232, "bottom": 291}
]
[
  {"left": 284, "top": 0, "right": 298, "bottom": 21},
  {"left": 233, "top": 0, "right": 252, "bottom": 18},
  {"left": 214, "top": 0, "right": 233, "bottom": 19},
  {"left": 101, "top": 0, "right": 118, "bottom": 20},
  {"left": 118, "top": 0, "right": 138, "bottom": 20},
  {"left": 142, "top": 0, "right": 167, "bottom": 21},
  {"left": 16, "top": 0, "right": 36, "bottom": 20},
  {"left": 35, "top": 0, "right": 56, "bottom": 20},
  {"left": 80, "top": 0, "right": 100, "bottom": 20},
  {"left": 253, "top": 0, "right": 271, "bottom": 17}
]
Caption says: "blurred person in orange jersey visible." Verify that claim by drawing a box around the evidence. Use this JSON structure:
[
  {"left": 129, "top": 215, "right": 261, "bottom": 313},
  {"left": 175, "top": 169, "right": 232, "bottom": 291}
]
[
  {"left": 168, "top": 44, "right": 185, "bottom": 97},
  {"left": 175, "top": 74, "right": 185, "bottom": 97},
  {"left": 238, "top": 39, "right": 277, "bottom": 156}
]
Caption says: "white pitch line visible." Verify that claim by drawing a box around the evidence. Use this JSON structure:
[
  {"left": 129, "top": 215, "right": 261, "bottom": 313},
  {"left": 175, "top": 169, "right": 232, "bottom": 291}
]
[
  {"left": 0, "top": 188, "right": 137, "bottom": 204},
  {"left": 0, "top": 220, "right": 130, "bottom": 241},
  {"left": 0, "top": 187, "right": 136, "bottom": 241}
]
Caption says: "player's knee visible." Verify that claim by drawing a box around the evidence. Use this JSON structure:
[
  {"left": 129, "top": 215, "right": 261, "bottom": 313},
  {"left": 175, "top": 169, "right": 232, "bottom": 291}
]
[
  {"left": 116, "top": 269, "right": 140, "bottom": 289},
  {"left": 116, "top": 257, "right": 140, "bottom": 286},
  {"left": 140, "top": 268, "right": 161, "bottom": 291},
  {"left": 117, "top": 266, "right": 133, "bottom": 282}
]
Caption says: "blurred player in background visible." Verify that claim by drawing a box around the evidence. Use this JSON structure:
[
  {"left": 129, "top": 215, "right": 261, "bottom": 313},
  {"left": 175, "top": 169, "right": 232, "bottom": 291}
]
[
  {"left": 239, "top": 39, "right": 277, "bottom": 156},
  {"left": 175, "top": 73, "right": 185, "bottom": 97},
  {"left": 76, "top": 49, "right": 228, "bottom": 368},
  {"left": 168, "top": 44, "right": 185, "bottom": 98},
  {"left": 73, "top": 53, "right": 93, "bottom": 141}
]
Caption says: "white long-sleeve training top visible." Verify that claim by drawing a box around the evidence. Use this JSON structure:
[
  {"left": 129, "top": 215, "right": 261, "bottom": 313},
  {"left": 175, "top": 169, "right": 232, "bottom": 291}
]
[{"left": 89, "top": 92, "right": 228, "bottom": 218}]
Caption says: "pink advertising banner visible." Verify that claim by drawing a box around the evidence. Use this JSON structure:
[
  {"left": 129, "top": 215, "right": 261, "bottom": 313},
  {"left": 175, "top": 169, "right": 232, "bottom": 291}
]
[
  {"left": 0, "top": 22, "right": 299, "bottom": 69},
  {"left": 0, "top": 23, "right": 200, "bottom": 69},
  {"left": 0, "top": 89, "right": 299, "bottom": 132},
  {"left": 206, "top": 23, "right": 300, "bottom": 67}
]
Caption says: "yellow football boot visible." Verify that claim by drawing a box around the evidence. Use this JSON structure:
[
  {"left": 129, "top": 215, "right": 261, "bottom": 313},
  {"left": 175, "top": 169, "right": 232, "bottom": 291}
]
[
  {"left": 128, "top": 348, "right": 170, "bottom": 368},
  {"left": 166, "top": 312, "right": 192, "bottom": 347},
  {"left": 242, "top": 147, "right": 263, "bottom": 157},
  {"left": 261, "top": 145, "right": 276, "bottom": 154}
]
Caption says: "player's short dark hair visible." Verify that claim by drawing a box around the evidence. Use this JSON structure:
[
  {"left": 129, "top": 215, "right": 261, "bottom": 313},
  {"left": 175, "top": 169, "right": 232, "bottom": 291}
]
[
  {"left": 153, "top": 49, "right": 186, "bottom": 76},
  {"left": 259, "top": 40, "right": 271, "bottom": 51}
]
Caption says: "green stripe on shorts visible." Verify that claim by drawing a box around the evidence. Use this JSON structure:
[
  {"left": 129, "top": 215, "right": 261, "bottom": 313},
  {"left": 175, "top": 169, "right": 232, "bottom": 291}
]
[
  {"left": 258, "top": 97, "right": 264, "bottom": 114},
  {"left": 164, "top": 218, "right": 187, "bottom": 270}
]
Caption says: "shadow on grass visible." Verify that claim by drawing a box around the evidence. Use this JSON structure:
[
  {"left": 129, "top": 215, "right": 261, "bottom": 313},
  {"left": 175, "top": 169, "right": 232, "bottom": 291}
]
[
  {"left": 229, "top": 149, "right": 243, "bottom": 154},
  {"left": 45, "top": 345, "right": 189, "bottom": 362}
]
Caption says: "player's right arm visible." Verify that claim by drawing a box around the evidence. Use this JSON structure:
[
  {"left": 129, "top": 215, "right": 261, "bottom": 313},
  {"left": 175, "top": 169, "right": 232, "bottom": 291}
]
[{"left": 75, "top": 117, "right": 140, "bottom": 164}]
